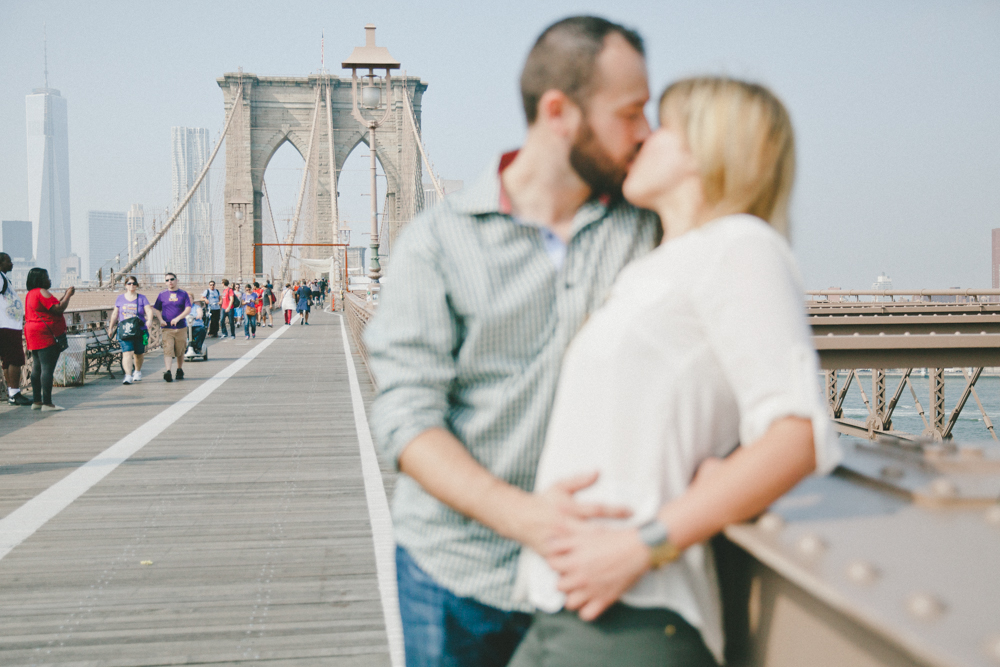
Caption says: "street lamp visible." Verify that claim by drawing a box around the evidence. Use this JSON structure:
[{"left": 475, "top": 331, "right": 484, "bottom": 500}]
[
  {"left": 343, "top": 24, "right": 399, "bottom": 285},
  {"left": 234, "top": 205, "right": 245, "bottom": 282}
]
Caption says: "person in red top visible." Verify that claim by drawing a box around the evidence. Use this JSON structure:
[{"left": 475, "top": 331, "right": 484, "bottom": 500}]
[
  {"left": 220, "top": 279, "right": 237, "bottom": 340},
  {"left": 23, "top": 267, "right": 75, "bottom": 411}
]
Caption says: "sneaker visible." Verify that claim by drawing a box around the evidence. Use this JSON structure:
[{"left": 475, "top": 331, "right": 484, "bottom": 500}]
[
  {"left": 245, "top": 335, "right": 250, "bottom": 340},
  {"left": 132, "top": 370, "right": 142, "bottom": 382},
  {"left": 31, "top": 403, "right": 42, "bottom": 410},
  {"left": 40, "top": 404, "right": 65, "bottom": 412},
  {"left": 8, "top": 392, "right": 33, "bottom": 406},
  {"left": 122, "top": 373, "right": 133, "bottom": 385},
  {"left": 251, "top": 334, "right": 255, "bottom": 339},
  {"left": 163, "top": 370, "right": 173, "bottom": 382},
  {"left": 176, "top": 368, "right": 185, "bottom": 380}
]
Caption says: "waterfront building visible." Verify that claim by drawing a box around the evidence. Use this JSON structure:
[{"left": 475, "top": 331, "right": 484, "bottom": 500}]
[
  {"left": 1, "top": 220, "right": 33, "bottom": 262},
  {"left": 25, "top": 77, "right": 72, "bottom": 284},
  {"left": 127, "top": 204, "right": 149, "bottom": 276},
  {"left": 171, "top": 127, "right": 213, "bottom": 277},
  {"left": 59, "top": 254, "right": 81, "bottom": 287},
  {"left": 87, "top": 210, "right": 127, "bottom": 282}
]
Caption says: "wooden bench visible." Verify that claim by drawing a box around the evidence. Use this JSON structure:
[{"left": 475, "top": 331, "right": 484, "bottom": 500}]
[{"left": 84, "top": 329, "right": 122, "bottom": 378}]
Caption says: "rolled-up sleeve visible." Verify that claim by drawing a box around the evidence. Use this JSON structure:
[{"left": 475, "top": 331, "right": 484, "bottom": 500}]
[
  {"left": 364, "top": 214, "right": 460, "bottom": 467},
  {"left": 692, "top": 221, "right": 841, "bottom": 475}
]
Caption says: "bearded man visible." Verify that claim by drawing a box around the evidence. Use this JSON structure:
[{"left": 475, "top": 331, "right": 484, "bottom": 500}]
[{"left": 364, "top": 16, "right": 659, "bottom": 666}]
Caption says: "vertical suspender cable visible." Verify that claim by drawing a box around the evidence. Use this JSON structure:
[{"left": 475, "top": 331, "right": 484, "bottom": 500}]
[
  {"left": 401, "top": 75, "right": 443, "bottom": 201},
  {"left": 280, "top": 85, "right": 323, "bottom": 283},
  {"left": 113, "top": 84, "right": 244, "bottom": 286}
]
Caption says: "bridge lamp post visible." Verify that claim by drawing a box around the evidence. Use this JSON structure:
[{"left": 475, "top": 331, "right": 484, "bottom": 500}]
[
  {"left": 233, "top": 205, "right": 245, "bottom": 282},
  {"left": 343, "top": 24, "right": 400, "bottom": 286}
]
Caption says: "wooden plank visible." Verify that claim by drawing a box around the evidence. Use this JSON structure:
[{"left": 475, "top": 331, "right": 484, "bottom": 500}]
[{"left": 0, "top": 312, "right": 393, "bottom": 665}]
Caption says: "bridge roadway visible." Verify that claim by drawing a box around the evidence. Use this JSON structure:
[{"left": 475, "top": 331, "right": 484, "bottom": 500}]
[{"left": 0, "top": 310, "right": 402, "bottom": 666}]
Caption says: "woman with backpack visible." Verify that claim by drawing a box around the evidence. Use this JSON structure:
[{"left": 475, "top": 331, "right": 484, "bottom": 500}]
[{"left": 107, "top": 276, "right": 154, "bottom": 385}]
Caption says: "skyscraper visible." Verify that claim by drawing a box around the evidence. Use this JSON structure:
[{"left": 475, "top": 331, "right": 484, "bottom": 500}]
[
  {"left": 171, "top": 127, "right": 213, "bottom": 276},
  {"left": 87, "top": 211, "right": 127, "bottom": 282},
  {"left": 127, "top": 204, "right": 149, "bottom": 276},
  {"left": 25, "top": 60, "right": 71, "bottom": 284}
]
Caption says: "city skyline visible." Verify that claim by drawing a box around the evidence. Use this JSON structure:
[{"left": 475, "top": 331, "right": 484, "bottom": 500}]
[
  {"left": 1, "top": 1, "right": 998, "bottom": 289},
  {"left": 169, "top": 126, "right": 213, "bottom": 276}
]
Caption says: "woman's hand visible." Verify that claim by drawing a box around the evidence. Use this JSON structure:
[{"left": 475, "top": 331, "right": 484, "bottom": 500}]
[
  {"left": 546, "top": 522, "right": 650, "bottom": 621},
  {"left": 519, "top": 472, "right": 633, "bottom": 558}
]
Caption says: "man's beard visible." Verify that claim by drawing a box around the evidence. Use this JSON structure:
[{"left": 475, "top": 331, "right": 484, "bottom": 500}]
[{"left": 568, "top": 118, "right": 635, "bottom": 199}]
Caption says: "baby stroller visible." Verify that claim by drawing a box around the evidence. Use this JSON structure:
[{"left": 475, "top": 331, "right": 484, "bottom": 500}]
[{"left": 183, "top": 308, "right": 209, "bottom": 362}]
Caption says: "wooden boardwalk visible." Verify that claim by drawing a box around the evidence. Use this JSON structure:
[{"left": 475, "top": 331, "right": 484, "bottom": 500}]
[{"left": 0, "top": 310, "right": 398, "bottom": 666}]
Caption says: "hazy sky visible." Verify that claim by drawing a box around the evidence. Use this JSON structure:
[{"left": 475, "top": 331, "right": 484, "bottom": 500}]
[{"left": 1, "top": 0, "right": 998, "bottom": 289}]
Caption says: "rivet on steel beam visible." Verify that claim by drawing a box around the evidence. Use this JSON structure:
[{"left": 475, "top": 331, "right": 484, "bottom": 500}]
[
  {"left": 906, "top": 593, "right": 946, "bottom": 620},
  {"left": 985, "top": 505, "right": 1000, "bottom": 525},
  {"left": 846, "top": 560, "right": 880, "bottom": 585},
  {"left": 796, "top": 534, "right": 826, "bottom": 558},
  {"left": 757, "top": 513, "right": 784, "bottom": 534},
  {"left": 904, "top": 331, "right": 910, "bottom": 336},
  {"left": 930, "top": 331, "right": 936, "bottom": 335},
  {"left": 853, "top": 332, "right": 860, "bottom": 337},
  {"left": 930, "top": 478, "right": 959, "bottom": 498}
]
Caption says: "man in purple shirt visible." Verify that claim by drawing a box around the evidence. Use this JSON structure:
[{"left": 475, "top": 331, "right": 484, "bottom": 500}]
[{"left": 153, "top": 272, "right": 192, "bottom": 382}]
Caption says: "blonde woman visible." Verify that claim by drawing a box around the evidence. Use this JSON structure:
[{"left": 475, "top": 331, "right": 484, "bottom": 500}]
[
  {"left": 107, "top": 276, "right": 153, "bottom": 384},
  {"left": 512, "top": 78, "right": 840, "bottom": 666}
]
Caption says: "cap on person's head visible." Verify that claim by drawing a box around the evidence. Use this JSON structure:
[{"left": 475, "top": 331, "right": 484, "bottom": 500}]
[{"left": 520, "top": 16, "right": 644, "bottom": 125}]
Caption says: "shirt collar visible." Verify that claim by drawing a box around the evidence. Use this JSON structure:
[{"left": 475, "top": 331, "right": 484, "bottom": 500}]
[{"left": 449, "top": 150, "right": 615, "bottom": 231}]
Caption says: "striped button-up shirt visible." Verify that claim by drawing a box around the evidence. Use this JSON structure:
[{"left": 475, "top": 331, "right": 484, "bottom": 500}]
[{"left": 365, "top": 154, "right": 660, "bottom": 611}]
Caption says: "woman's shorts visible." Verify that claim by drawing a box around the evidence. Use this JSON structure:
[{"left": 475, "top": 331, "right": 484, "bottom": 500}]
[{"left": 119, "top": 329, "right": 148, "bottom": 355}]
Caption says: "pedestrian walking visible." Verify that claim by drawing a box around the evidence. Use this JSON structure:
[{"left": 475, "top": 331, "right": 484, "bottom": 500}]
[
  {"left": 107, "top": 276, "right": 153, "bottom": 384},
  {"left": 261, "top": 282, "right": 275, "bottom": 327},
  {"left": 24, "top": 268, "right": 74, "bottom": 411},
  {"left": 242, "top": 283, "right": 258, "bottom": 339},
  {"left": 0, "top": 253, "right": 30, "bottom": 406},
  {"left": 153, "top": 272, "right": 192, "bottom": 382},
  {"left": 296, "top": 280, "right": 311, "bottom": 325},
  {"left": 220, "top": 279, "right": 237, "bottom": 339},
  {"left": 280, "top": 283, "right": 296, "bottom": 325},
  {"left": 203, "top": 280, "right": 222, "bottom": 337}
]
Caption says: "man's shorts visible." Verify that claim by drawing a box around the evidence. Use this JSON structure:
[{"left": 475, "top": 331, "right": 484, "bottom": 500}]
[
  {"left": 119, "top": 329, "right": 148, "bottom": 355},
  {"left": 0, "top": 328, "right": 26, "bottom": 369},
  {"left": 161, "top": 327, "right": 187, "bottom": 359}
]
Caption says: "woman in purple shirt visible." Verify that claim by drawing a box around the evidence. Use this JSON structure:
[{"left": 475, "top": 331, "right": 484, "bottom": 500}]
[{"left": 107, "top": 276, "right": 154, "bottom": 385}]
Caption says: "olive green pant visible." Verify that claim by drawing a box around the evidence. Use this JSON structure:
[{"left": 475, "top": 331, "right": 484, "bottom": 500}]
[{"left": 507, "top": 604, "right": 717, "bottom": 667}]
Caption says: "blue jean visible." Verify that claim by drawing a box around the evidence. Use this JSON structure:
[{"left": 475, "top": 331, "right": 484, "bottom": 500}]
[
  {"left": 396, "top": 545, "right": 531, "bottom": 667},
  {"left": 244, "top": 314, "right": 257, "bottom": 337},
  {"left": 221, "top": 308, "right": 236, "bottom": 336},
  {"left": 191, "top": 325, "right": 206, "bottom": 351}
]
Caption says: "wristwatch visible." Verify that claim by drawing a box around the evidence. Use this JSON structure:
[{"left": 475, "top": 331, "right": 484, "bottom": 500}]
[{"left": 637, "top": 518, "right": 681, "bottom": 569}]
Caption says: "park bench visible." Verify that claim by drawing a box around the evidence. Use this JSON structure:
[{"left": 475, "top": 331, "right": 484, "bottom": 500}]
[{"left": 84, "top": 328, "right": 122, "bottom": 378}]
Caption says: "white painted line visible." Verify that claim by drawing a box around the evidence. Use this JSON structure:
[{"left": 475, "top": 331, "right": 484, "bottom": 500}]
[
  {"left": 0, "top": 317, "right": 299, "bottom": 561},
  {"left": 338, "top": 314, "right": 404, "bottom": 667}
]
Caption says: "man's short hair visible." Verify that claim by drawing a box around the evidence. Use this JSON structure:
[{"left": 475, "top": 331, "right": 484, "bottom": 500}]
[
  {"left": 520, "top": 16, "right": 644, "bottom": 125},
  {"left": 0, "top": 253, "right": 10, "bottom": 263},
  {"left": 164, "top": 272, "right": 177, "bottom": 280},
  {"left": 222, "top": 279, "right": 229, "bottom": 286}
]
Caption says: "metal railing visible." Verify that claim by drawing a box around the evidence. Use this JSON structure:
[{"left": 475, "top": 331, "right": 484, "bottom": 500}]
[{"left": 344, "top": 292, "right": 377, "bottom": 389}]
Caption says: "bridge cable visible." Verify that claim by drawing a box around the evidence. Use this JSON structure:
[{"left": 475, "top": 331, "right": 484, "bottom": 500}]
[
  {"left": 279, "top": 85, "right": 323, "bottom": 283},
  {"left": 401, "top": 74, "right": 444, "bottom": 201},
  {"left": 112, "top": 83, "right": 244, "bottom": 287}
]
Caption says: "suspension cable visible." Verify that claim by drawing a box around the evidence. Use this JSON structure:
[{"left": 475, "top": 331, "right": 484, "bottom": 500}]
[
  {"left": 112, "top": 83, "right": 244, "bottom": 286},
  {"left": 279, "top": 85, "right": 323, "bottom": 282},
  {"left": 401, "top": 75, "right": 444, "bottom": 200}
]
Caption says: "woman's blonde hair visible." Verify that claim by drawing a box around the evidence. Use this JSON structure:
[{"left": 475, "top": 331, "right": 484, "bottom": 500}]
[{"left": 659, "top": 77, "right": 795, "bottom": 236}]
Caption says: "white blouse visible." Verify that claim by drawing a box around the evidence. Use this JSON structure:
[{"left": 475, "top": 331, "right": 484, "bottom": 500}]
[{"left": 516, "top": 214, "right": 841, "bottom": 664}]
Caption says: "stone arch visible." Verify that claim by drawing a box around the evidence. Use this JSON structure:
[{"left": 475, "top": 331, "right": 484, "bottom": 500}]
[{"left": 218, "top": 72, "right": 428, "bottom": 282}]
